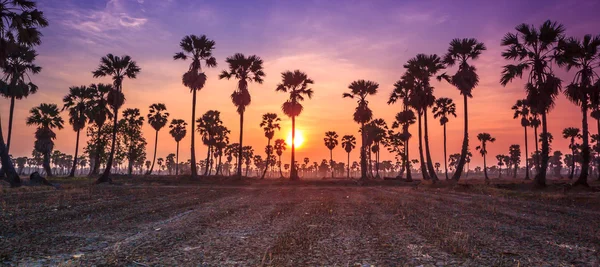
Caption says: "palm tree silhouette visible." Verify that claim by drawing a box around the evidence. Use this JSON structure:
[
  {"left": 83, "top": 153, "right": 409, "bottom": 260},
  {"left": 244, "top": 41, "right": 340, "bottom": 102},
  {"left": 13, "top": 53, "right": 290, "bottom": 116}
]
[
  {"left": 496, "top": 154, "right": 507, "bottom": 178},
  {"left": 529, "top": 112, "right": 541, "bottom": 171},
  {"left": 87, "top": 83, "right": 113, "bottom": 175},
  {"left": 405, "top": 54, "right": 445, "bottom": 182},
  {"left": 438, "top": 38, "right": 486, "bottom": 182},
  {"left": 1, "top": 45, "right": 41, "bottom": 152},
  {"left": 174, "top": 35, "right": 217, "bottom": 179},
  {"left": 92, "top": 54, "right": 141, "bottom": 183},
  {"left": 219, "top": 53, "right": 265, "bottom": 178},
  {"left": 274, "top": 139, "right": 287, "bottom": 178},
  {"left": 556, "top": 34, "right": 600, "bottom": 187},
  {"left": 475, "top": 133, "right": 496, "bottom": 181},
  {"left": 501, "top": 20, "right": 564, "bottom": 187},
  {"left": 512, "top": 99, "right": 530, "bottom": 179},
  {"left": 62, "top": 85, "right": 95, "bottom": 177},
  {"left": 393, "top": 110, "right": 416, "bottom": 181},
  {"left": 147, "top": 103, "right": 169, "bottom": 175},
  {"left": 197, "top": 110, "right": 224, "bottom": 175},
  {"left": 562, "top": 127, "right": 581, "bottom": 179},
  {"left": 343, "top": 80, "right": 378, "bottom": 180},
  {"left": 120, "top": 108, "right": 145, "bottom": 176},
  {"left": 341, "top": 135, "right": 356, "bottom": 179},
  {"left": 260, "top": 113, "right": 281, "bottom": 179},
  {"left": 433, "top": 97, "right": 457, "bottom": 180},
  {"left": 324, "top": 131, "right": 339, "bottom": 178},
  {"left": 276, "top": 70, "right": 314, "bottom": 180},
  {"left": 26, "top": 103, "right": 64, "bottom": 177}
]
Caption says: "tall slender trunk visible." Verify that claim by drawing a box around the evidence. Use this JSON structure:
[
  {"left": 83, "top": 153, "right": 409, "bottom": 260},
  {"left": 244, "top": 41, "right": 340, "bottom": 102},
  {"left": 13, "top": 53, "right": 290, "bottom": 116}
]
[
  {"left": 330, "top": 149, "right": 334, "bottom": 178},
  {"left": 261, "top": 138, "right": 271, "bottom": 179},
  {"left": 6, "top": 96, "right": 15, "bottom": 152},
  {"left": 483, "top": 153, "right": 488, "bottom": 180},
  {"left": 534, "top": 124, "right": 539, "bottom": 172},
  {"left": 290, "top": 116, "right": 298, "bottom": 180},
  {"left": 0, "top": 115, "right": 20, "bottom": 186},
  {"left": 569, "top": 145, "right": 575, "bottom": 179},
  {"left": 69, "top": 129, "right": 81, "bottom": 177},
  {"left": 360, "top": 122, "right": 367, "bottom": 180},
  {"left": 90, "top": 125, "right": 103, "bottom": 176},
  {"left": 237, "top": 111, "right": 244, "bottom": 178},
  {"left": 43, "top": 152, "right": 52, "bottom": 177},
  {"left": 534, "top": 113, "right": 549, "bottom": 187},
  {"left": 97, "top": 101, "right": 119, "bottom": 184},
  {"left": 148, "top": 130, "right": 159, "bottom": 175},
  {"left": 175, "top": 141, "right": 180, "bottom": 176},
  {"left": 190, "top": 90, "right": 198, "bottom": 178},
  {"left": 499, "top": 165, "right": 502, "bottom": 178},
  {"left": 405, "top": 132, "right": 412, "bottom": 182},
  {"left": 575, "top": 99, "right": 590, "bottom": 187},
  {"left": 417, "top": 112, "right": 430, "bottom": 180},
  {"left": 347, "top": 152, "right": 350, "bottom": 179},
  {"left": 204, "top": 145, "right": 211, "bottom": 176},
  {"left": 452, "top": 94, "right": 469, "bottom": 181},
  {"left": 217, "top": 152, "right": 223, "bottom": 175},
  {"left": 278, "top": 155, "right": 283, "bottom": 178},
  {"left": 443, "top": 123, "right": 449, "bottom": 180},
  {"left": 423, "top": 108, "right": 438, "bottom": 182},
  {"left": 524, "top": 125, "right": 529, "bottom": 179}
]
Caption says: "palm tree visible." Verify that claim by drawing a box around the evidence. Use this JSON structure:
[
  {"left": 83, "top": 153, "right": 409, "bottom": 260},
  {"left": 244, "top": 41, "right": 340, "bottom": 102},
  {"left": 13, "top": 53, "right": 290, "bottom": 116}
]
[
  {"left": 174, "top": 34, "right": 217, "bottom": 179},
  {"left": 496, "top": 154, "right": 507, "bottom": 178},
  {"left": 438, "top": 38, "right": 486, "bottom": 181},
  {"left": 197, "top": 110, "right": 224, "bottom": 175},
  {"left": 529, "top": 112, "right": 541, "bottom": 171},
  {"left": 562, "top": 127, "right": 581, "bottom": 179},
  {"left": 324, "top": 131, "right": 339, "bottom": 178},
  {"left": 501, "top": 20, "right": 565, "bottom": 187},
  {"left": 147, "top": 103, "right": 169, "bottom": 175},
  {"left": 432, "top": 97, "right": 457, "bottom": 180},
  {"left": 1, "top": 45, "right": 41, "bottom": 152},
  {"left": 475, "top": 133, "right": 496, "bottom": 180},
  {"left": 274, "top": 139, "right": 287, "bottom": 178},
  {"left": 219, "top": 53, "right": 265, "bottom": 178},
  {"left": 92, "top": 54, "right": 141, "bottom": 183},
  {"left": 260, "top": 113, "right": 281, "bottom": 179},
  {"left": 276, "top": 70, "right": 314, "bottom": 180},
  {"left": 393, "top": 110, "right": 416, "bottom": 181},
  {"left": 405, "top": 54, "right": 445, "bottom": 182},
  {"left": 341, "top": 135, "right": 356, "bottom": 179},
  {"left": 343, "top": 80, "right": 378, "bottom": 180},
  {"left": 87, "top": 83, "right": 113, "bottom": 175},
  {"left": 556, "top": 34, "right": 600, "bottom": 187},
  {"left": 62, "top": 85, "right": 95, "bottom": 177},
  {"left": 26, "top": 103, "right": 64, "bottom": 177},
  {"left": 512, "top": 99, "right": 530, "bottom": 179}
]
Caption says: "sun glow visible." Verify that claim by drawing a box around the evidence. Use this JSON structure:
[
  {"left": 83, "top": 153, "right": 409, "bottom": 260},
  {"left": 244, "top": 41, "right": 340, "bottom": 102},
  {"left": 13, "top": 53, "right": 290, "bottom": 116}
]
[{"left": 286, "top": 129, "right": 305, "bottom": 148}]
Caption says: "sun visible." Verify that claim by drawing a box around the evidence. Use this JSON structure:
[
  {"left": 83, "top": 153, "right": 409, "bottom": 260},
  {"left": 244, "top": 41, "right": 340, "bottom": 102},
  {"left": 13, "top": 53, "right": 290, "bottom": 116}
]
[{"left": 286, "top": 129, "right": 305, "bottom": 148}]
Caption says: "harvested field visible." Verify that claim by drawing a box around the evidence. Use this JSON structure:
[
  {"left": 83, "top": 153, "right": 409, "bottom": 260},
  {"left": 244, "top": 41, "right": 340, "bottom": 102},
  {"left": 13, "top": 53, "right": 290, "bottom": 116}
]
[{"left": 1, "top": 177, "right": 600, "bottom": 266}]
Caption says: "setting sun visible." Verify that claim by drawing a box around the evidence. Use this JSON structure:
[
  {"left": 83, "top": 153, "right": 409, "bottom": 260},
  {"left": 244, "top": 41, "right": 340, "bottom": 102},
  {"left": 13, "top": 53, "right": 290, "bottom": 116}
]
[{"left": 286, "top": 130, "right": 305, "bottom": 148}]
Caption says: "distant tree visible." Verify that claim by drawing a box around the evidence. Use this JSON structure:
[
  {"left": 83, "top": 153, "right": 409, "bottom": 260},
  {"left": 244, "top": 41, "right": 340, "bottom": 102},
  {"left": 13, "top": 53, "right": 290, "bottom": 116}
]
[
  {"left": 562, "top": 127, "right": 581, "bottom": 179},
  {"left": 62, "top": 85, "right": 95, "bottom": 177},
  {"left": 341, "top": 135, "right": 356, "bottom": 179},
  {"left": 147, "top": 103, "right": 169, "bottom": 175},
  {"left": 169, "top": 119, "right": 187, "bottom": 176},
  {"left": 433, "top": 97, "right": 457, "bottom": 180},
  {"left": 274, "top": 139, "right": 287, "bottom": 178},
  {"left": 476, "top": 133, "right": 496, "bottom": 180},
  {"left": 509, "top": 145, "right": 521, "bottom": 178},
  {"left": 324, "top": 131, "right": 339, "bottom": 178},
  {"left": 260, "top": 113, "right": 281, "bottom": 179},
  {"left": 26, "top": 103, "right": 64, "bottom": 177},
  {"left": 512, "top": 99, "right": 531, "bottom": 179}
]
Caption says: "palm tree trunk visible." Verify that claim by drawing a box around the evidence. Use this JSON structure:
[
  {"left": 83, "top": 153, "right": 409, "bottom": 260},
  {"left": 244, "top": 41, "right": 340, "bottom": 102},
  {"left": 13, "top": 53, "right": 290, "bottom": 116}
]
[
  {"left": 569, "top": 146, "right": 575, "bottom": 179},
  {"left": 6, "top": 96, "right": 16, "bottom": 152},
  {"left": 524, "top": 126, "right": 529, "bottom": 180},
  {"left": 330, "top": 149, "right": 334, "bottom": 178},
  {"left": 417, "top": 112, "right": 430, "bottom": 180},
  {"left": 290, "top": 116, "right": 298, "bottom": 180},
  {"left": 148, "top": 130, "right": 159, "bottom": 175},
  {"left": 423, "top": 109, "right": 438, "bottom": 182},
  {"left": 204, "top": 145, "right": 211, "bottom": 176},
  {"left": 452, "top": 94, "right": 469, "bottom": 181},
  {"left": 443, "top": 124, "right": 449, "bottom": 180},
  {"left": 499, "top": 165, "right": 502, "bottom": 178},
  {"left": 237, "top": 111, "right": 244, "bottom": 178},
  {"left": 534, "top": 124, "right": 539, "bottom": 172},
  {"left": 261, "top": 139, "right": 271, "bottom": 179},
  {"left": 190, "top": 90, "right": 198, "bottom": 179},
  {"left": 69, "top": 129, "right": 81, "bottom": 177},
  {"left": 97, "top": 102, "right": 119, "bottom": 184},
  {"left": 534, "top": 113, "right": 549, "bottom": 187},
  {"left": 175, "top": 141, "right": 180, "bottom": 176},
  {"left": 217, "top": 153, "right": 223, "bottom": 175},
  {"left": 279, "top": 155, "right": 283, "bottom": 178},
  {"left": 483, "top": 153, "right": 488, "bottom": 180},
  {"left": 360, "top": 122, "right": 367, "bottom": 180},
  {"left": 347, "top": 152, "right": 350, "bottom": 179},
  {"left": 43, "top": 152, "right": 53, "bottom": 177},
  {"left": 0, "top": 115, "right": 20, "bottom": 186},
  {"left": 575, "top": 100, "right": 590, "bottom": 187},
  {"left": 405, "top": 135, "right": 412, "bottom": 182}
]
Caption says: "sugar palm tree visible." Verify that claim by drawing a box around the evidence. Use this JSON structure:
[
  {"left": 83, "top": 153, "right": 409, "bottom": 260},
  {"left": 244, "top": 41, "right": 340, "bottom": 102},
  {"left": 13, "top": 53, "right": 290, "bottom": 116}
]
[
  {"left": 147, "top": 103, "right": 169, "bottom": 175},
  {"left": 389, "top": 75, "right": 418, "bottom": 181},
  {"left": 324, "top": 131, "right": 339, "bottom": 178},
  {"left": 393, "top": 110, "right": 416, "bottom": 181},
  {"left": 174, "top": 34, "right": 217, "bottom": 179},
  {"left": 274, "top": 138, "right": 286, "bottom": 178},
  {"left": 529, "top": 112, "right": 541, "bottom": 170},
  {"left": 405, "top": 54, "right": 445, "bottom": 182},
  {"left": 276, "top": 70, "right": 314, "bottom": 180},
  {"left": 92, "top": 54, "right": 141, "bottom": 183},
  {"left": 511, "top": 99, "right": 530, "bottom": 179},
  {"left": 496, "top": 154, "right": 507, "bottom": 178},
  {"left": 87, "top": 83, "right": 113, "bottom": 175},
  {"left": 500, "top": 20, "right": 565, "bottom": 187},
  {"left": 432, "top": 97, "right": 457, "bottom": 180},
  {"left": 343, "top": 80, "right": 378, "bottom": 180},
  {"left": 562, "top": 127, "right": 581, "bottom": 179},
  {"left": 62, "top": 85, "right": 95, "bottom": 177},
  {"left": 26, "top": 103, "right": 64, "bottom": 177},
  {"left": 1, "top": 45, "right": 41, "bottom": 152},
  {"left": 219, "top": 53, "right": 265, "bottom": 178},
  {"left": 556, "top": 34, "right": 600, "bottom": 187},
  {"left": 259, "top": 113, "right": 280, "bottom": 179},
  {"left": 475, "top": 133, "right": 496, "bottom": 181},
  {"left": 341, "top": 135, "right": 356, "bottom": 179},
  {"left": 438, "top": 38, "right": 486, "bottom": 181}
]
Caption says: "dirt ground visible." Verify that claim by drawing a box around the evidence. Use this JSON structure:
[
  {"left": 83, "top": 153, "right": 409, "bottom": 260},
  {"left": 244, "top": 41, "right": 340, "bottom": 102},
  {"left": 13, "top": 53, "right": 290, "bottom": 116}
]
[{"left": 1, "top": 176, "right": 600, "bottom": 266}]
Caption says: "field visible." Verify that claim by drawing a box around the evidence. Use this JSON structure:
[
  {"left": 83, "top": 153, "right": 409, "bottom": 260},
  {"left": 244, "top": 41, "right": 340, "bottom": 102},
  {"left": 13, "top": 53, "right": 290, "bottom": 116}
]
[{"left": 1, "top": 176, "right": 600, "bottom": 266}]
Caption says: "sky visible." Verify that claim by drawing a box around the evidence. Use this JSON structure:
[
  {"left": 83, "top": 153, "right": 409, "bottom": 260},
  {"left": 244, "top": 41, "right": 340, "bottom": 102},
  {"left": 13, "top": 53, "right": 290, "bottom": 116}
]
[{"left": 2, "top": 0, "right": 599, "bottom": 169}]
